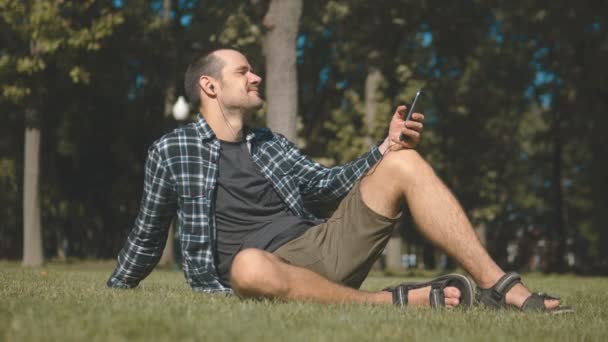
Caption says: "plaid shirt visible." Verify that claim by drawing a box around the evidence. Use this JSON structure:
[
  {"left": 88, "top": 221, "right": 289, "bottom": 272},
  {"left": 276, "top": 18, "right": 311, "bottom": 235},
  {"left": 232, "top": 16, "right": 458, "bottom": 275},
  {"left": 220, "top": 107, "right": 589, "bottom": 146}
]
[{"left": 107, "top": 115, "right": 382, "bottom": 293}]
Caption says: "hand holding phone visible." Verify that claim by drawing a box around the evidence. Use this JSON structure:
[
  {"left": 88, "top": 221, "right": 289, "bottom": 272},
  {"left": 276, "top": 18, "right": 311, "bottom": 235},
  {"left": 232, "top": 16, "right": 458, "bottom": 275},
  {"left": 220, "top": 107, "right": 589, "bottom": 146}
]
[{"left": 399, "top": 89, "right": 423, "bottom": 141}]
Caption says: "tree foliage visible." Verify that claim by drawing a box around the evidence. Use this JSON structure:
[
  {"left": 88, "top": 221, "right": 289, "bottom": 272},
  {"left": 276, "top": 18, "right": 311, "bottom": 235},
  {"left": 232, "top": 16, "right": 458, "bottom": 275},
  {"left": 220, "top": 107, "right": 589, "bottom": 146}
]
[{"left": 0, "top": 0, "right": 606, "bottom": 273}]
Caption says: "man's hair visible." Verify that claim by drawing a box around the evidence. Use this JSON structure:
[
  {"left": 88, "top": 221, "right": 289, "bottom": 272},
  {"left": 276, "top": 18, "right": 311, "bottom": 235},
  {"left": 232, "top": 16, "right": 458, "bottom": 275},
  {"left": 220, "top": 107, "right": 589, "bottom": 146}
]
[{"left": 184, "top": 50, "right": 226, "bottom": 108}]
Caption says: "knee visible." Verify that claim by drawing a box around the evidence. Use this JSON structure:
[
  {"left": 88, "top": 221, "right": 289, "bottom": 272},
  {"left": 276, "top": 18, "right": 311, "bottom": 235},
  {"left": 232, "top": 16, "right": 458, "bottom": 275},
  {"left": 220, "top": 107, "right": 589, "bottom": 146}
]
[
  {"left": 381, "top": 149, "right": 435, "bottom": 181},
  {"left": 231, "top": 248, "right": 267, "bottom": 292},
  {"left": 230, "top": 248, "right": 287, "bottom": 298}
]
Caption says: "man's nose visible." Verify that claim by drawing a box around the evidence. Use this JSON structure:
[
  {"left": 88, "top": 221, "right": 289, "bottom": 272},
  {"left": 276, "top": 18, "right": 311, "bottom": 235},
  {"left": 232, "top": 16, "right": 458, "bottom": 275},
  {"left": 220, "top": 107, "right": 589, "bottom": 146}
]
[{"left": 249, "top": 72, "right": 262, "bottom": 84}]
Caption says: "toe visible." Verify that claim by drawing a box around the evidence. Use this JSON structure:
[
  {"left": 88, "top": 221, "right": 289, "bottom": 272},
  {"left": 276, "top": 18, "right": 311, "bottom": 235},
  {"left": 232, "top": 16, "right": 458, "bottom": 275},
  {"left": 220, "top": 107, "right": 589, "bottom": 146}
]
[
  {"left": 445, "top": 297, "right": 460, "bottom": 308},
  {"left": 443, "top": 286, "right": 462, "bottom": 308},
  {"left": 405, "top": 285, "right": 464, "bottom": 308},
  {"left": 544, "top": 299, "right": 560, "bottom": 310},
  {"left": 444, "top": 286, "right": 461, "bottom": 299}
]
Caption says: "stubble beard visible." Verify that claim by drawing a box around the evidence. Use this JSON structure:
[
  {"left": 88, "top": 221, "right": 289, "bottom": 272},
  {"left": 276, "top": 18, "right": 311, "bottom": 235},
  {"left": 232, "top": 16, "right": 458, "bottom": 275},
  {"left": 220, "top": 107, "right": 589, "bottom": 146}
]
[
  {"left": 222, "top": 92, "right": 264, "bottom": 119},
  {"left": 243, "top": 91, "right": 264, "bottom": 114}
]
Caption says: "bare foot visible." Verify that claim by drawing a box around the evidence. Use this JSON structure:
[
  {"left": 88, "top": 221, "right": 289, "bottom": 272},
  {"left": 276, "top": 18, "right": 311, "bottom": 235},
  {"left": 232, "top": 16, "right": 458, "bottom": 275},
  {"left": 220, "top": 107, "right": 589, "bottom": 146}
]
[{"left": 407, "top": 286, "right": 461, "bottom": 308}]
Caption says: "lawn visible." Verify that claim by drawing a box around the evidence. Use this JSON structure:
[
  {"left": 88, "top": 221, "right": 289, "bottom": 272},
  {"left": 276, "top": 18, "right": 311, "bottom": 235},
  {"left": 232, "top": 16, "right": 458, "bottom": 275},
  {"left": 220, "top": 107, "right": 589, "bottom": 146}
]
[{"left": 1, "top": 261, "right": 606, "bottom": 341}]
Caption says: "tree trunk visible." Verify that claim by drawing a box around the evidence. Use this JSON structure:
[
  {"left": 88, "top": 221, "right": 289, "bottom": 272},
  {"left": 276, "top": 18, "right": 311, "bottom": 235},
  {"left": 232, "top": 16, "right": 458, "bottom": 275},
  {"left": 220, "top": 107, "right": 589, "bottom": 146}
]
[
  {"left": 364, "top": 66, "right": 383, "bottom": 146},
  {"left": 385, "top": 230, "right": 403, "bottom": 271},
  {"left": 262, "top": 0, "right": 302, "bottom": 142},
  {"left": 160, "top": 82, "right": 177, "bottom": 266},
  {"left": 22, "top": 107, "right": 43, "bottom": 266},
  {"left": 163, "top": 0, "right": 171, "bottom": 24},
  {"left": 475, "top": 222, "right": 487, "bottom": 247},
  {"left": 365, "top": 66, "right": 403, "bottom": 271},
  {"left": 158, "top": 222, "right": 175, "bottom": 267},
  {"left": 550, "top": 112, "right": 566, "bottom": 272},
  {"left": 159, "top": 0, "right": 176, "bottom": 265}
]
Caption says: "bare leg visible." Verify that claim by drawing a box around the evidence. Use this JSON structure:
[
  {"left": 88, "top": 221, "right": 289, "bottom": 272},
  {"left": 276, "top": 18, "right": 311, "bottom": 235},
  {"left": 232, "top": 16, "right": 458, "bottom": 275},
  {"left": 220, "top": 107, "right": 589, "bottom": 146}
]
[
  {"left": 359, "top": 149, "right": 559, "bottom": 309},
  {"left": 230, "top": 248, "right": 461, "bottom": 307}
]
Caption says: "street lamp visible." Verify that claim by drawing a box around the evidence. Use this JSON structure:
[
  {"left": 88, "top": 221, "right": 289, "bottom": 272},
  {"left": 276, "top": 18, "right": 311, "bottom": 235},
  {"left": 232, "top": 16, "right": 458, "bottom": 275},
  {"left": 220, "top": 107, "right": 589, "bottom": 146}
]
[{"left": 172, "top": 95, "right": 190, "bottom": 122}]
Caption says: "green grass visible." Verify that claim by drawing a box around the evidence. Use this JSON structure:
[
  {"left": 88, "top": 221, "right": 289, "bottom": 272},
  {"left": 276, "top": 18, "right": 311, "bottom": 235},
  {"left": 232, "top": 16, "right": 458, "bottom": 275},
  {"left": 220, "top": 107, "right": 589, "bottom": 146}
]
[{"left": 1, "top": 261, "right": 607, "bottom": 342}]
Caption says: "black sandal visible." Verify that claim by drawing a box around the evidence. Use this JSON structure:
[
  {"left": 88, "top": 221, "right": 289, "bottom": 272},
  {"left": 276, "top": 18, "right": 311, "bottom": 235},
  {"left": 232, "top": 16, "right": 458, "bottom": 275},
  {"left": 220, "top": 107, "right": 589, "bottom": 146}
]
[
  {"left": 383, "top": 273, "right": 475, "bottom": 309},
  {"left": 476, "top": 272, "right": 574, "bottom": 314}
]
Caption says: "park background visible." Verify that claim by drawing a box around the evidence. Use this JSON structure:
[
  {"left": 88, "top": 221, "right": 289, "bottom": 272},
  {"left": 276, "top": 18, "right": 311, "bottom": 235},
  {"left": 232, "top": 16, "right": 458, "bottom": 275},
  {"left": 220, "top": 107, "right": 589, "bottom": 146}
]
[
  {"left": 3, "top": 1, "right": 608, "bottom": 341},
  {"left": 1, "top": 0, "right": 608, "bottom": 276}
]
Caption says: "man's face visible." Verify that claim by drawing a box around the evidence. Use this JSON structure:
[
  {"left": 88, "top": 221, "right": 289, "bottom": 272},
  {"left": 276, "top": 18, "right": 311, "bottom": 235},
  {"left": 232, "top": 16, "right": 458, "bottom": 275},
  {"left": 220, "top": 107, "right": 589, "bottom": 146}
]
[{"left": 215, "top": 50, "right": 263, "bottom": 113}]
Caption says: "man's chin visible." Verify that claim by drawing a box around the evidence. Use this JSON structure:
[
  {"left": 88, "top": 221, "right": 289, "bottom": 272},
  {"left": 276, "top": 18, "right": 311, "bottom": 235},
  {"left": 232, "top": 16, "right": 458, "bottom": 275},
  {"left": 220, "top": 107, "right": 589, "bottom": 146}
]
[
  {"left": 243, "top": 99, "right": 264, "bottom": 113},
  {"left": 249, "top": 96, "right": 264, "bottom": 109}
]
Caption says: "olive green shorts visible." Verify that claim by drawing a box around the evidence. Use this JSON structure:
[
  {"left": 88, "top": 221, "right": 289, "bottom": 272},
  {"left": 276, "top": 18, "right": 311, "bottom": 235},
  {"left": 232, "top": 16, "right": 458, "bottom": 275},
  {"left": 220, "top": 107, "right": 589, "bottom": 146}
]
[{"left": 273, "top": 181, "right": 401, "bottom": 289}]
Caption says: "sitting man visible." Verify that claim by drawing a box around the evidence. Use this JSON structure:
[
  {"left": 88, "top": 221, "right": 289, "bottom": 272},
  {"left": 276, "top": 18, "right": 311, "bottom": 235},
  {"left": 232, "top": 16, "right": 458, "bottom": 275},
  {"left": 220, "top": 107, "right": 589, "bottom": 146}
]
[{"left": 107, "top": 48, "right": 570, "bottom": 313}]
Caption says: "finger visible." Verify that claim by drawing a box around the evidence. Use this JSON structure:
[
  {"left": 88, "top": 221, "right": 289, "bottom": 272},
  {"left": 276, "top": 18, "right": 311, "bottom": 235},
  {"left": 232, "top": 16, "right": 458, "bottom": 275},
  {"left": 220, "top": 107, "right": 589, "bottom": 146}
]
[
  {"left": 395, "top": 105, "right": 407, "bottom": 117},
  {"left": 400, "top": 128, "right": 420, "bottom": 141},
  {"left": 389, "top": 142, "right": 403, "bottom": 152},
  {"left": 405, "top": 120, "right": 424, "bottom": 132},
  {"left": 411, "top": 113, "right": 425, "bottom": 122}
]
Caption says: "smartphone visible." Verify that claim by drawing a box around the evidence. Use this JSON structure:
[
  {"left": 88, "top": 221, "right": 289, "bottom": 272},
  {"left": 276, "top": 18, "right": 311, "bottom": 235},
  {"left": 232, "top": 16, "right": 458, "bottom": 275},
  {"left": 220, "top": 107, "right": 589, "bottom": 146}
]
[{"left": 400, "top": 89, "right": 423, "bottom": 141}]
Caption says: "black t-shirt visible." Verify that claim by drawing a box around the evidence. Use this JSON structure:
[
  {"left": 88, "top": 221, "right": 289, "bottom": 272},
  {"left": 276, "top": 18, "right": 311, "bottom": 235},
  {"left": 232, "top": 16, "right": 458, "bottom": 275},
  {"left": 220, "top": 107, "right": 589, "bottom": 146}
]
[{"left": 214, "top": 140, "right": 316, "bottom": 284}]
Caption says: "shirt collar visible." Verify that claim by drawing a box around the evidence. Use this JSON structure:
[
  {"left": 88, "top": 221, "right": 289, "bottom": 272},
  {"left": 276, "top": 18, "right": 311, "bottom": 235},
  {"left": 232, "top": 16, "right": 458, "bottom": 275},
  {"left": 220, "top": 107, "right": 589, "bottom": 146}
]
[{"left": 194, "top": 113, "right": 257, "bottom": 143}]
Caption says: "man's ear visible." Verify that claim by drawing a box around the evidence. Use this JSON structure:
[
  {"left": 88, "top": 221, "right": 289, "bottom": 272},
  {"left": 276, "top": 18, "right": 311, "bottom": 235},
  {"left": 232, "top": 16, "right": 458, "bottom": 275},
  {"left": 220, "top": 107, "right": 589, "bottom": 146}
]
[{"left": 199, "top": 76, "right": 216, "bottom": 97}]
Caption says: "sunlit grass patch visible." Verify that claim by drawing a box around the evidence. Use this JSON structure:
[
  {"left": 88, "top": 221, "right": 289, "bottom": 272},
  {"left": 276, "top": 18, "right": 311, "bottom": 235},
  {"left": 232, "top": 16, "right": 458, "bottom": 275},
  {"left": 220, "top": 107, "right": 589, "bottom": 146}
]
[{"left": 1, "top": 262, "right": 606, "bottom": 341}]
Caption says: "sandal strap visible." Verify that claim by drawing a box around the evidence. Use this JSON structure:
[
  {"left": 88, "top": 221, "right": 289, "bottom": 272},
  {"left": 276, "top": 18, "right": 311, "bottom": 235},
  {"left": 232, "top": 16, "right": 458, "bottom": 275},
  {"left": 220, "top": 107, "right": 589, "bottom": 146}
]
[
  {"left": 490, "top": 272, "right": 522, "bottom": 301},
  {"left": 429, "top": 283, "right": 445, "bottom": 309},
  {"left": 476, "top": 272, "right": 522, "bottom": 308},
  {"left": 386, "top": 273, "right": 474, "bottom": 308},
  {"left": 521, "top": 292, "right": 561, "bottom": 311},
  {"left": 493, "top": 272, "right": 522, "bottom": 295},
  {"left": 391, "top": 283, "right": 447, "bottom": 308},
  {"left": 392, "top": 285, "right": 409, "bottom": 306},
  {"left": 477, "top": 273, "right": 574, "bottom": 313}
]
